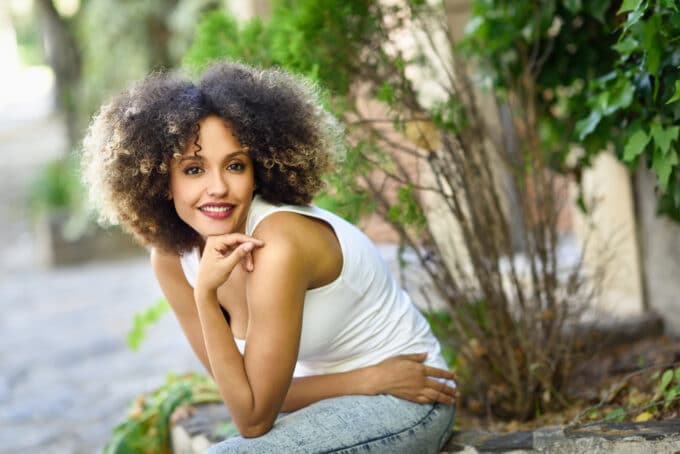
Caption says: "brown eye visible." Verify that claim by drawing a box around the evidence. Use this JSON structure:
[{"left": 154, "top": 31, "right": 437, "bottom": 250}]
[
  {"left": 183, "top": 166, "right": 203, "bottom": 175},
  {"left": 227, "top": 162, "right": 245, "bottom": 171}
]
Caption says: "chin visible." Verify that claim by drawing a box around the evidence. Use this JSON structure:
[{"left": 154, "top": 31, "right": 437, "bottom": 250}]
[
  {"left": 187, "top": 220, "right": 230, "bottom": 237},
  {"left": 200, "top": 226, "right": 234, "bottom": 237}
]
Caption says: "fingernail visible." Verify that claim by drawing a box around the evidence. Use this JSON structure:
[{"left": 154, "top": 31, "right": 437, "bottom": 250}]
[{"left": 243, "top": 243, "right": 253, "bottom": 252}]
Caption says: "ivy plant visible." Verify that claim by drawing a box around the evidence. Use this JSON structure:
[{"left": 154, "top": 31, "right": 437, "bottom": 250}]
[
  {"left": 463, "top": 0, "right": 680, "bottom": 219},
  {"left": 578, "top": 0, "right": 680, "bottom": 220}
]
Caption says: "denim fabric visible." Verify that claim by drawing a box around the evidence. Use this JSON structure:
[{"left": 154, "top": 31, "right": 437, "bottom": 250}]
[{"left": 206, "top": 395, "right": 456, "bottom": 453}]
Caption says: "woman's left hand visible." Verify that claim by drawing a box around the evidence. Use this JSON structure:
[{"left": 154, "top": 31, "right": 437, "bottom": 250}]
[
  {"left": 195, "top": 233, "right": 265, "bottom": 295},
  {"left": 365, "top": 353, "right": 458, "bottom": 405}
]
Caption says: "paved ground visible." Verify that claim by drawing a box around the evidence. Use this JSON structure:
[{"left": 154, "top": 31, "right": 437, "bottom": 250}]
[{"left": 0, "top": 256, "right": 203, "bottom": 454}]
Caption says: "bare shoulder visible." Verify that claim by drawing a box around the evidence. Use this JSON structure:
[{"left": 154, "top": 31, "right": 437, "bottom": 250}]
[
  {"left": 248, "top": 213, "right": 310, "bottom": 287},
  {"left": 251, "top": 213, "right": 302, "bottom": 262},
  {"left": 253, "top": 211, "right": 305, "bottom": 237},
  {"left": 253, "top": 211, "right": 331, "bottom": 251},
  {"left": 251, "top": 210, "right": 341, "bottom": 289}
]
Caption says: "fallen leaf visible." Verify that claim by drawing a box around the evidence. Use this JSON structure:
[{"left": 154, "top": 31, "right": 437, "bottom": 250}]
[{"left": 634, "top": 411, "right": 654, "bottom": 422}]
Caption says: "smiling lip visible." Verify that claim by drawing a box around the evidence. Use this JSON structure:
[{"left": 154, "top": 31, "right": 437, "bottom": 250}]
[{"left": 199, "top": 203, "right": 235, "bottom": 220}]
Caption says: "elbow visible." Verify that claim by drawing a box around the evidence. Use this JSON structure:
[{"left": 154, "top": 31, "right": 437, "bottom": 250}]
[
  {"left": 232, "top": 410, "right": 276, "bottom": 438},
  {"left": 236, "top": 421, "right": 274, "bottom": 438}
]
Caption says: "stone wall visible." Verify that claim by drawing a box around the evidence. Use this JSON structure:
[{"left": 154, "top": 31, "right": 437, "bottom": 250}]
[{"left": 636, "top": 163, "right": 680, "bottom": 335}]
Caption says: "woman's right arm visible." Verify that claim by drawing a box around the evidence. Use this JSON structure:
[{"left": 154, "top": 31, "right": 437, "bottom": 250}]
[
  {"left": 150, "top": 248, "right": 457, "bottom": 412},
  {"left": 150, "top": 248, "right": 213, "bottom": 372}
]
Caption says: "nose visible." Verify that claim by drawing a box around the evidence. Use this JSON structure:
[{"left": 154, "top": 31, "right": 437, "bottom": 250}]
[{"left": 206, "top": 170, "right": 228, "bottom": 197}]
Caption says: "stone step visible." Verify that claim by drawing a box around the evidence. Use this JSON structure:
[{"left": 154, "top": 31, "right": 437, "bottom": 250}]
[{"left": 170, "top": 403, "right": 680, "bottom": 453}]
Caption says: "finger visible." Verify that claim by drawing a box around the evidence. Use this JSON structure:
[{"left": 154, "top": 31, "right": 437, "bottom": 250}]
[
  {"left": 208, "top": 233, "right": 265, "bottom": 247},
  {"left": 425, "top": 378, "right": 458, "bottom": 398},
  {"left": 207, "top": 236, "right": 264, "bottom": 256},
  {"left": 423, "top": 366, "right": 457, "bottom": 380},
  {"left": 415, "top": 395, "right": 430, "bottom": 404},
  {"left": 221, "top": 242, "right": 255, "bottom": 271},
  {"left": 247, "top": 251, "right": 254, "bottom": 271},
  {"left": 243, "top": 250, "right": 254, "bottom": 272},
  {"left": 422, "top": 388, "right": 456, "bottom": 405},
  {"left": 239, "top": 252, "right": 254, "bottom": 272}
]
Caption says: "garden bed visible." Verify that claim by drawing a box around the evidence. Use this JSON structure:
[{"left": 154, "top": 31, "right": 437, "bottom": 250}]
[{"left": 456, "top": 334, "right": 680, "bottom": 433}]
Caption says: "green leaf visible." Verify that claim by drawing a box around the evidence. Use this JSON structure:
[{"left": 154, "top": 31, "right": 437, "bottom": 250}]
[
  {"left": 596, "top": 91, "right": 610, "bottom": 112},
  {"left": 605, "top": 408, "right": 626, "bottom": 422},
  {"left": 376, "top": 81, "right": 395, "bottom": 106},
  {"left": 642, "top": 16, "right": 662, "bottom": 77},
  {"left": 623, "top": 8, "right": 645, "bottom": 33},
  {"left": 667, "top": 80, "right": 680, "bottom": 105},
  {"left": 617, "top": 0, "right": 642, "bottom": 14},
  {"left": 652, "top": 147, "right": 678, "bottom": 191},
  {"left": 605, "top": 79, "right": 635, "bottom": 114},
  {"left": 563, "top": 0, "right": 582, "bottom": 14},
  {"left": 623, "top": 129, "right": 650, "bottom": 162},
  {"left": 612, "top": 36, "right": 638, "bottom": 56},
  {"left": 576, "top": 111, "right": 602, "bottom": 140},
  {"left": 387, "top": 184, "right": 426, "bottom": 232},
  {"left": 650, "top": 122, "right": 680, "bottom": 155},
  {"left": 675, "top": 367, "right": 680, "bottom": 383},
  {"left": 127, "top": 298, "right": 170, "bottom": 352},
  {"left": 659, "top": 369, "right": 674, "bottom": 393}
]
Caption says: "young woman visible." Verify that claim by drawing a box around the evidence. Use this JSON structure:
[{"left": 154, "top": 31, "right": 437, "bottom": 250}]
[{"left": 82, "top": 61, "right": 457, "bottom": 453}]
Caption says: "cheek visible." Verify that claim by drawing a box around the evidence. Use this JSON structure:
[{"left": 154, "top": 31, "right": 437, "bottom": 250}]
[{"left": 168, "top": 175, "right": 198, "bottom": 203}]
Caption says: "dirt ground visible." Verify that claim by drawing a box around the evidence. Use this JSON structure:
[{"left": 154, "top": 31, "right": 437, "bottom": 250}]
[{"left": 455, "top": 335, "right": 680, "bottom": 432}]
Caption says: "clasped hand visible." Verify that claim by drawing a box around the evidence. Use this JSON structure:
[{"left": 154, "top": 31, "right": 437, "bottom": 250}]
[
  {"left": 368, "top": 353, "right": 458, "bottom": 405},
  {"left": 195, "top": 233, "right": 265, "bottom": 294}
]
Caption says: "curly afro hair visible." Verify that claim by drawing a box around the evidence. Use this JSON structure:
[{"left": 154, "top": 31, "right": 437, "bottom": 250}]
[{"left": 81, "top": 62, "right": 344, "bottom": 254}]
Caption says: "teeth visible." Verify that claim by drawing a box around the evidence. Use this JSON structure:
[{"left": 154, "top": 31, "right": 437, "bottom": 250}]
[{"left": 202, "top": 206, "right": 231, "bottom": 213}]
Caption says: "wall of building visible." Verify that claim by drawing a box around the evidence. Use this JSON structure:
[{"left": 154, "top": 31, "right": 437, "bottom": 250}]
[{"left": 636, "top": 163, "right": 680, "bottom": 335}]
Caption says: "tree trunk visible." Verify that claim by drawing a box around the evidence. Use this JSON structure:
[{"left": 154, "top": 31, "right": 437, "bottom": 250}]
[{"left": 35, "top": 0, "right": 81, "bottom": 148}]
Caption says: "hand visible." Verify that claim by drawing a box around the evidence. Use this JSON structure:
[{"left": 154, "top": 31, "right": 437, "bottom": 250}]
[
  {"left": 195, "top": 233, "right": 265, "bottom": 294},
  {"left": 366, "top": 353, "right": 458, "bottom": 405}
]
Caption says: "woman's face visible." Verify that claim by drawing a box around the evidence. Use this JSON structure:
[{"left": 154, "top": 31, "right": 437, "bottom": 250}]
[{"left": 169, "top": 115, "right": 255, "bottom": 238}]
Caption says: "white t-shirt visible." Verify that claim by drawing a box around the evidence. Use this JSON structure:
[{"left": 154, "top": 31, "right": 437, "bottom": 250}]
[{"left": 180, "top": 195, "right": 450, "bottom": 378}]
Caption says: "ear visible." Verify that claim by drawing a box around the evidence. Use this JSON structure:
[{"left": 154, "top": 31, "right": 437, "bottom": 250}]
[{"left": 166, "top": 189, "right": 173, "bottom": 200}]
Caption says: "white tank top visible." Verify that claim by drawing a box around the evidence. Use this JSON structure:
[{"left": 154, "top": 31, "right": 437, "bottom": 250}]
[{"left": 180, "top": 195, "right": 449, "bottom": 377}]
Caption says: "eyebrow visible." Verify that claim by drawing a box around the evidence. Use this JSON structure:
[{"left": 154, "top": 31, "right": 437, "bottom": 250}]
[{"left": 178, "top": 150, "right": 248, "bottom": 162}]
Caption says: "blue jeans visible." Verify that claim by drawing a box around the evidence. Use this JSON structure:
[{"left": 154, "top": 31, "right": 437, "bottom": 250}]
[{"left": 205, "top": 394, "right": 456, "bottom": 453}]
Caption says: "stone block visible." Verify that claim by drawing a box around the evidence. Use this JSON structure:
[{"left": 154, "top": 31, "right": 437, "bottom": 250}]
[{"left": 34, "top": 211, "right": 144, "bottom": 267}]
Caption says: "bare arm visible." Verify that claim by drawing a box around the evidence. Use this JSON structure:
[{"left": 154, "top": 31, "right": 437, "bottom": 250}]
[
  {"left": 192, "top": 229, "right": 310, "bottom": 437},
  {"left": 151, "top": 247, "right": 376, "bottom": 410},
  {"left": 151, "top": 246, "right": 457, "bottom": 431}
]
